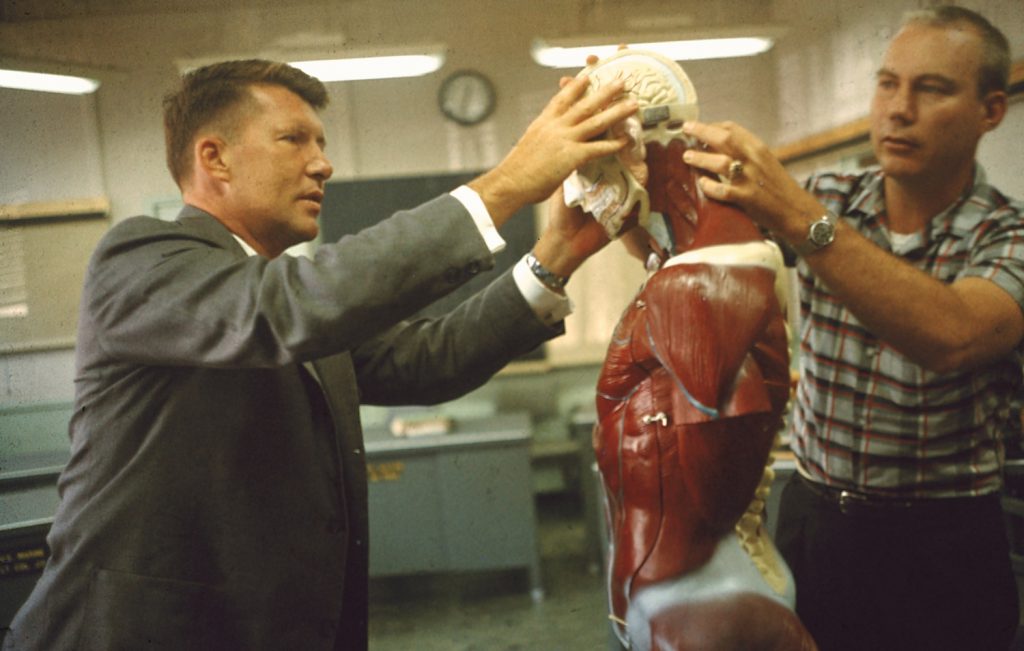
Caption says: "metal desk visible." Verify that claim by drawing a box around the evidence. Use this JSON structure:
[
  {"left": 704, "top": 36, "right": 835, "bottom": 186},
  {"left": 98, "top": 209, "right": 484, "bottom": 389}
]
[{"left": 0, "top": 402, "right": 73, "bottom": 629}]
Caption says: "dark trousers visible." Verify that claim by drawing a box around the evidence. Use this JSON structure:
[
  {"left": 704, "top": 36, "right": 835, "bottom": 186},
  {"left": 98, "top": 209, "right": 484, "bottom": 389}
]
[{"left": 775, "top": 472, "right": 1020, "bottom": 651}]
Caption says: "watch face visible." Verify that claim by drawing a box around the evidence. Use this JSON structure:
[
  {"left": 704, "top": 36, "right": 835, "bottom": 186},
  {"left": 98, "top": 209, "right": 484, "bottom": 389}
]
[
  {"left": 438, "top": 71, "right": 496, "bottom": 126},
  {"left": 809, "top": 219, "right": 835, "bottom": 248}
]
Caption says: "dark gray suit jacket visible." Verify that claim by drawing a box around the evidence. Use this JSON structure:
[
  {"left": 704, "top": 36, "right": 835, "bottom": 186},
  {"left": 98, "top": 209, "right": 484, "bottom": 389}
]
[{"left": 4, "top": 196, "right": 560, "bottom": 650}]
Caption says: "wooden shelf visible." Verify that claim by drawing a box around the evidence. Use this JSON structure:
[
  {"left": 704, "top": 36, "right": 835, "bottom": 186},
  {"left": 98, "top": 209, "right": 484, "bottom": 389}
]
[
  {"left": 773, "top": 116, "right": 871, "bottom": 164},
  {"left": 1012, "top": 60, "right": 1024, "bottom": 92},
  {"left": 0, "top": 196, "right": 109, "bottom": 221}
]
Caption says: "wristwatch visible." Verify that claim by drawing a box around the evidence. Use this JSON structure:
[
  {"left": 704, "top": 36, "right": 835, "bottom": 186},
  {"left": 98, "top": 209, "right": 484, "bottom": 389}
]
[
  {"left": 794, "top": 212, "right": 838, "bottom": 256},
  {"left": 525, "top": 252, "right": 569, "bottom": 292}
]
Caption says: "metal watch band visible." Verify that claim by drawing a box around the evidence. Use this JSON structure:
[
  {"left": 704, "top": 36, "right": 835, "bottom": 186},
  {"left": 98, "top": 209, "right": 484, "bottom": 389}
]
[
  {"left": 793, "top": 211, "right": 838, "bottom": 257},
  {"left": 525, "top": 253, "right": 569, "bottom": 291}
]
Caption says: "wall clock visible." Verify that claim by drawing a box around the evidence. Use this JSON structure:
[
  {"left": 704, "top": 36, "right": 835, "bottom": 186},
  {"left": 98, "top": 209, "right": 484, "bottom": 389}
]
[{"left": 438, "top": 70, "right": 496, "bottom": 126}]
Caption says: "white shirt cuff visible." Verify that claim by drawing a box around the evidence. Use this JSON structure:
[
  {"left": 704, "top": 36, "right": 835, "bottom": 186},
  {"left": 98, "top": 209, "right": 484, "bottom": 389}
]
[
  {"left": 513, "top": 255, "right": 573, "bottom": 326},
  {"left": 449, "top": 185, "right": 506, "bottom": 253}
]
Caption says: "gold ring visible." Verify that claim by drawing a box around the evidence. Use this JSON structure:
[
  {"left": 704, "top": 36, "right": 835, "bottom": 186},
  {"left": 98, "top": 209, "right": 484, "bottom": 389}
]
[{"left": 727, "top": 159, "right": 744, "bottom": 182}]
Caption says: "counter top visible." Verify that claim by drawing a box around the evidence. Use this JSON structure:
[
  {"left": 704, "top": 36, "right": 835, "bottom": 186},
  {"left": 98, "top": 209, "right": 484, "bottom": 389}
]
[{"left": 363, "top": 412, "right": 531, "bottom": 455}]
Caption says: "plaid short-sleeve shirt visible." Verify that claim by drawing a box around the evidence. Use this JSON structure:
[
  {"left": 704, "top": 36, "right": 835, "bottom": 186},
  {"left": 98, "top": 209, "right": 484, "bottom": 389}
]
[{"left": 791, "top": 166, "right": 1024, "bottom": 498}]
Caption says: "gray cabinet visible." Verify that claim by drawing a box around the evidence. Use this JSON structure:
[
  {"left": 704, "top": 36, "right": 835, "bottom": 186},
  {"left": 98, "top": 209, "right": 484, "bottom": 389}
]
[{"left": 364, "top": 412, "right": 543, "bottom": 600}]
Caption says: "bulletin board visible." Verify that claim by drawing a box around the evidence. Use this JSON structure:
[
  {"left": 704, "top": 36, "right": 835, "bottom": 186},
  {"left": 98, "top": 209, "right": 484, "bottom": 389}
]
[
  {"left": 0, "top": 83, "right": 109, "bottom": 353},
  {"left": 319, "top": 171, "right": 543, "bottom": 359},
  {"left": 0, "top": 214, "right": 108, "bottom": 353}
]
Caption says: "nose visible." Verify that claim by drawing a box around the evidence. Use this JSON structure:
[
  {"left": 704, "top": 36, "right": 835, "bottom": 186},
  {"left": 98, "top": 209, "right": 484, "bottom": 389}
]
[
  {"left": 309, "top": 151, "right": 333, "bottom": 183},
  {"left": 886, "top": 85, "right": 916, "bottom": 124}
]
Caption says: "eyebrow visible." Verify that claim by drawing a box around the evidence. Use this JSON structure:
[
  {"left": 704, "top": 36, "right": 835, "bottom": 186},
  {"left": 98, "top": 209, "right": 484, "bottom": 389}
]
[
  {"left": 875, "top": 68, "right": 957, "bottom": 87},
  {"left": 279, "top": 122, "right": 328, "bottom": 148}
]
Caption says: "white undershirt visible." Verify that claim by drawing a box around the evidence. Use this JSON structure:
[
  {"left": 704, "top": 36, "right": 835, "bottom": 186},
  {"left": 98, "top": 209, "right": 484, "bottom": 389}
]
[{"left": 889, "top": 230, "right": 918, "bottom": 255}]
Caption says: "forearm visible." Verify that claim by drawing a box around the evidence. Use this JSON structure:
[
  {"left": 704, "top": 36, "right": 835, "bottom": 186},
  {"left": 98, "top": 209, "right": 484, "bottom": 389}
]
[
  {"left": 530, "top": 189, "right": 612, "bottom": 282},
  {"left": 530, "top": 229, "right": 587, "bottom": 281},
  {"left": 467, "top": 168, "right": 529, "bottom": 229},
  {"left": 354, "top": 269, "right": 560, "bottom": 404},
  {"left": 799, "top": 220, "right": 1022, "bottom": 372}
]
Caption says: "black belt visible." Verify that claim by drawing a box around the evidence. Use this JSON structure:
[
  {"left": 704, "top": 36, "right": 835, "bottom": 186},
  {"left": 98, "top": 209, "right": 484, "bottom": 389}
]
[{"left": 796, "top": 473, "right": 992, "bottom": 518}]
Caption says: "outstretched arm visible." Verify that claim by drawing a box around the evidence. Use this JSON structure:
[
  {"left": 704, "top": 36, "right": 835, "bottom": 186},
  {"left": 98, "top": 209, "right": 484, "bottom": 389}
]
[{"left": 681, "top": 120, "right": 1024, "bottom": 374}]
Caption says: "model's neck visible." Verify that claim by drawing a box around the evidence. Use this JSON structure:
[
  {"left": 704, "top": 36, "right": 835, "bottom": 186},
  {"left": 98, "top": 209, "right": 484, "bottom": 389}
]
[
  {"left": 645, "top": 139, "right": 765, "bottom": 257},
  {"left": 687, "top": 200, "right": 763, "bottom": 250}
]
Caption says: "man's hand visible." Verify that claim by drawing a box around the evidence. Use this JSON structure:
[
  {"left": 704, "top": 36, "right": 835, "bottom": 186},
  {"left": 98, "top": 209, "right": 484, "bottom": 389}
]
[
  {"left": 532, "top": 186, "right": 611, "bottom": 283},
  {"left": 680, "top": 120, "right": 826, "bottom": 246},
  {"left": 469, "top": 75, "right": 638, "bottom": 227}
]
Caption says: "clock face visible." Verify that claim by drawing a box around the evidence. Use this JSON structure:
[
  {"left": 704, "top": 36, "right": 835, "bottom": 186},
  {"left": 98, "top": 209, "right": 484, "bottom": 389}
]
[{"left": 438, "top": 70, "right": 496, "bottom": 126}]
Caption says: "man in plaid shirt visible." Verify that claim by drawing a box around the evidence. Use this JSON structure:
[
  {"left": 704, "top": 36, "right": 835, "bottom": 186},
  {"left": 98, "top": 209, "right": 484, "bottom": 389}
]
[{"left": 682, "top": 6, "right": 1020, "bottom": 651}]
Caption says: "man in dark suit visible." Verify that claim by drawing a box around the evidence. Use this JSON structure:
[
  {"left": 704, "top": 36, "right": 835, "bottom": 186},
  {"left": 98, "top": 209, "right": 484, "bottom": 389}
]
[{"left": 3, "top": 59, "right": 637, "bottom": 650}]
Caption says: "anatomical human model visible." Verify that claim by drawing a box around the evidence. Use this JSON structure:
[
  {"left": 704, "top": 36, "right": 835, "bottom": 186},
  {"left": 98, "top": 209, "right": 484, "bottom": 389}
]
[{"left": 567, "top": 49, "right": 817, "bottom": 651}]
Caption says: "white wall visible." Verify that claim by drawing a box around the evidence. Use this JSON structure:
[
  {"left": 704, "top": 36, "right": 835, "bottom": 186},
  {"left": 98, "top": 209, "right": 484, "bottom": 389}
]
[
  {"left": 0, "top": 349, "right": 75, "bottom": 406},
  {"left": 979, "top": 93, "right": 1024, "bottom": 199}
]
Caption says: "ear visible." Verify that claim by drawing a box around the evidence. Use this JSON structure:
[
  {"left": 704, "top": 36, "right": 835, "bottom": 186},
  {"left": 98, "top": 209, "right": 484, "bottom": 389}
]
[
  {"left": 195, "top": 135, "right": 231, "bottom": 182},
  {"left": 980, "top": 90, "right": 1008, "bottom": 133}
]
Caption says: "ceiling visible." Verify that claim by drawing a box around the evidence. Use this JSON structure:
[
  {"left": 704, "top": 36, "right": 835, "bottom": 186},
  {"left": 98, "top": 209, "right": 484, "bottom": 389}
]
[
  {"left": 0, "top": 0, "right": 296, "bottom": 22},
  {"left": 0, "top": 0, "right": 774, "bottom": 30}
]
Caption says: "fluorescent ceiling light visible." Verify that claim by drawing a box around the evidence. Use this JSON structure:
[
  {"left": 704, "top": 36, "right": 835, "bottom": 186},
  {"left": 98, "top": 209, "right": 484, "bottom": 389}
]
[
  {"left": 532, "top": 33, "right": 780, "bottom": 69},
  {"left": 289, "top": 53, "right": 445, "bottom": 82},
  {"left": 178, "top": 47, "right": 446, "bottom": 83},
  {"left": 0, "top": 68, "right": 100, "bottom": 94}
]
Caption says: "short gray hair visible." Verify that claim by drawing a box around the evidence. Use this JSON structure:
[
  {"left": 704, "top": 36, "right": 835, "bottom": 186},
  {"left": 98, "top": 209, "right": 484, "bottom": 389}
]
[{"left": 901, "top": 5, "right": 1010, "bottom": 97}]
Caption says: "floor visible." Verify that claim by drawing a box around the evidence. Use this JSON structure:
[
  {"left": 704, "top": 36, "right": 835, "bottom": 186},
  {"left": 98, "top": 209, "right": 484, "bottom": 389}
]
[
  {"left": 368, "top": 490, "right": 1024, "bottom": 651},
  {"left": 367, "top": 492, "right": 615, "bottom": 651}
]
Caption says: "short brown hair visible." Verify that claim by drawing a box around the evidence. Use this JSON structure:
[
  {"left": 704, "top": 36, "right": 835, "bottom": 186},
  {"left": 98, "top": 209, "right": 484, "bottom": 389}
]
[
  {"left": 901, "top": 5, "right": 1010, "bottom": 97},
  {"left": 162, "top": 59, "right": 329, "bottom": 187}
]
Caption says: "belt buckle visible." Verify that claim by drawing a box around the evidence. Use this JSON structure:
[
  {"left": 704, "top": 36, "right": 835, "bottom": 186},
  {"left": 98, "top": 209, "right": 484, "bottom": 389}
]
[
  {"left": 838, "top": 488, "right": 907, "bottom": 515},
  {"left": 838, "top": 490, "right": 858, "bottom": 515}
]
